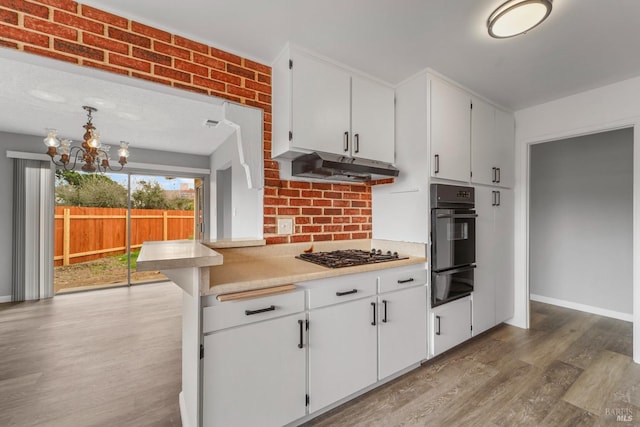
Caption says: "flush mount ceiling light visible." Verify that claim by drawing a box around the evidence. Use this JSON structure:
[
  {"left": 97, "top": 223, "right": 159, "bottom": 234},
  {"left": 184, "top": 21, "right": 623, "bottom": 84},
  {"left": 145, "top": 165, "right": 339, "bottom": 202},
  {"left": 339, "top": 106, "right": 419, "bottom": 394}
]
[
  {"left": 44, "top": 106, "right": 131, "bottom": 173},
  {"left": 487, "top": 0, "right": 552, "bottom": 38}
]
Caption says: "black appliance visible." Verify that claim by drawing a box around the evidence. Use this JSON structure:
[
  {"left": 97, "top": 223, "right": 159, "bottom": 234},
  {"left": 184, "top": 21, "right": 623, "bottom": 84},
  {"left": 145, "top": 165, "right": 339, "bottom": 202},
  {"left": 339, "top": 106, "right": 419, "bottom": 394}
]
[
  {"left": 430, "top": 184, "right": 476, "bottom": 307},
  {"left": 296, "top": 249, "right": 408, "bottom": 268},
  {"left": 291, "top": 152, "right": 399, "bottom": 182}
]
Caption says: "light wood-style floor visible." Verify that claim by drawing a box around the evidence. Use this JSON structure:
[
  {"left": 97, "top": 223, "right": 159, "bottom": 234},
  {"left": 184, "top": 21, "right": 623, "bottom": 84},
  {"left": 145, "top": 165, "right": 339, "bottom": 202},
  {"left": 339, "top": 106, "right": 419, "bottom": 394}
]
[{"left": 0, "top": 283, "right": 637, "bottom": 426}]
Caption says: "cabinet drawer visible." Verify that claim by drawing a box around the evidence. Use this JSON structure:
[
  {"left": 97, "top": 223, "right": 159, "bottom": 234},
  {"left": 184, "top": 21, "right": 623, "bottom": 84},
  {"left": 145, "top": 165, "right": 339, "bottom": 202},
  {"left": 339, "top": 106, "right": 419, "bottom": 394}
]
[
  {"left": 305, "top": 273, "right": 377, "bottom": 309},
  {"left": 203, "top": 289, "right": 305, "bottom": 333},
  {"left": 378, "top": 267, "right": 427, "bottom": 294}
]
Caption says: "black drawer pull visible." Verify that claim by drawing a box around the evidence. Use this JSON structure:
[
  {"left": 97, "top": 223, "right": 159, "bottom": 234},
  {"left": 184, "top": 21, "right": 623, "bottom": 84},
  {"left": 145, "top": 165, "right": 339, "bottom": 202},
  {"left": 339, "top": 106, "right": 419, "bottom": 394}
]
[
  {"left": 382, "top": 300, "right": 388, "bottom": 323},
  {"left": 245, "top": 305, "right": 276, "bottom": 316},
  {"left": 397, "top": 278, "right": 414, "bottom": 284},
  {"left": 298, "top": 319, "right": 304, "bottom": 349},
  {"left": 336, "top": 289, "right": 358, "bottom": 297},
  {"left": 371, "top": 302, "right": 377, "bottom": 326},
  {"left": 436, "top": 315, "right": 441, "bottom": 335}
]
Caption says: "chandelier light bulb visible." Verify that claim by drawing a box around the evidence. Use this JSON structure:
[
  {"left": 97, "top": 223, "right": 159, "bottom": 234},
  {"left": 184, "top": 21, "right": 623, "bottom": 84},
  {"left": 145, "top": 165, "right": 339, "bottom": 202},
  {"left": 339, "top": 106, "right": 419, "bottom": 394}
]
[
  {"left": 43, "top": 129, "right": 60, "bottom": 148},
  {"left": 118, "top": 141, "right": 130, "bottom": 158},
  {"left": 59, "top": 139, "right": 72, "bottom": 156}
]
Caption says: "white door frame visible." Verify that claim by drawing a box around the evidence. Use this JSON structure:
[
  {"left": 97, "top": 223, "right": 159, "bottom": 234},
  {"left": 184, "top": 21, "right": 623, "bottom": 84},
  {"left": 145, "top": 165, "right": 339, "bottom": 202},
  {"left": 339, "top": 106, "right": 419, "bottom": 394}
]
[{"left": 513, "top": 119, "right": 639, "bottom": 364}]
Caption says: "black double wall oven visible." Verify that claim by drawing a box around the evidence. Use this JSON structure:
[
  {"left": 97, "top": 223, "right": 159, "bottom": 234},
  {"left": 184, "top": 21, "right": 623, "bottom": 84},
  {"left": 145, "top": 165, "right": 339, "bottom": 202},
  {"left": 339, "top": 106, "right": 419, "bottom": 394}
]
[{"left": 430, "top": 184, "right": 476, "bottom": 307}]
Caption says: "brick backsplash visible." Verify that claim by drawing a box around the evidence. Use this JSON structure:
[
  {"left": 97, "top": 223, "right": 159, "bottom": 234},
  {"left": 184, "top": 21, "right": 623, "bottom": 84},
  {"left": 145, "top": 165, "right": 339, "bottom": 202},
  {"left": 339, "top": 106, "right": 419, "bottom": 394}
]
[{"left": 0, "top": 0, "right": 376, "bottom": 244}]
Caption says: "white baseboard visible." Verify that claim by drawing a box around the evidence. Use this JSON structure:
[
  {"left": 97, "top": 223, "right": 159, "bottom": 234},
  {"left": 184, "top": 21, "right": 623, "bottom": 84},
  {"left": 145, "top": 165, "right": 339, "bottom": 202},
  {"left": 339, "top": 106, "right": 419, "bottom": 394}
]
[
  {"left": 179, "top": 391, "right": 189, "bottom": 427},
  {"left": 0, "top": 295, "right": 11, "bottom": 303},
  {"left": 530, "top": 294, "right": 633, "bottom": 322}
]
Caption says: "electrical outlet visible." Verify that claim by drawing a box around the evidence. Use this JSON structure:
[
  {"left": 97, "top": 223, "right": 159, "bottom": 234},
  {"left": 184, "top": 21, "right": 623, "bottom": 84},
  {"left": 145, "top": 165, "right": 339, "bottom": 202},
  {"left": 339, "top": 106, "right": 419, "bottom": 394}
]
[{"left": 277, "top": 218, "right": 293, "bottom": 235}]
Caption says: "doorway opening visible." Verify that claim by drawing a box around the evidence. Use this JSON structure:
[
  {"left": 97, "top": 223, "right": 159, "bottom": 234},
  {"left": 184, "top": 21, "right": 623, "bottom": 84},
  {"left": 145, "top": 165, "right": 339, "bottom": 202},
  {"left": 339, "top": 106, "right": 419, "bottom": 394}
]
[{"left": 53, "top": 170, "right": 201, "bottom": 293}]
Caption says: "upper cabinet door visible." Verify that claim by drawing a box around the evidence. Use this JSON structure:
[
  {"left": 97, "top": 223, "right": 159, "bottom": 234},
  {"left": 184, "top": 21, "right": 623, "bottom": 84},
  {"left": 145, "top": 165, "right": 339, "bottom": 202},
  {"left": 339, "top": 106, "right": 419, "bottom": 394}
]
[
  {"left": 470, "top": 98, "right": 496, "bottom": 186},
  {"left": 351, "top": 75, "right": 395, "bottom": 163},
  {"left": 429, "top": 77, "right": 471, "bottom": 183},
  {"left": 290, "top": 51, "right": 351, "bottom": 156},
  {"left": 494, "top": 108, "right": 515, "bottom": 188}
]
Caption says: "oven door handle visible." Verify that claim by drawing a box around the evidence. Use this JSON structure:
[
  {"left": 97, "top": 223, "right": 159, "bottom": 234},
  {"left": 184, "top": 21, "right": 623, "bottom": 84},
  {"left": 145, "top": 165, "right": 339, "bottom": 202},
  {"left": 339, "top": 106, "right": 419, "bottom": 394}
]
[
  {"left": 435, "top": 265, "right": 477, "bottom": 275},
  {"left": 435, "top": 213, "right": 478, "bottom": 219}
]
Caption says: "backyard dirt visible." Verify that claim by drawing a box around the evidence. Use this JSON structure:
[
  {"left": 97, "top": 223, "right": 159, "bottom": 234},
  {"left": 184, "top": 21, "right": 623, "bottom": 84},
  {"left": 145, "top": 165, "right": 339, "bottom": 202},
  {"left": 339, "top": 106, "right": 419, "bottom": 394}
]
[{"left": 54, "top": 257, "right": 165, "bottom": 293}]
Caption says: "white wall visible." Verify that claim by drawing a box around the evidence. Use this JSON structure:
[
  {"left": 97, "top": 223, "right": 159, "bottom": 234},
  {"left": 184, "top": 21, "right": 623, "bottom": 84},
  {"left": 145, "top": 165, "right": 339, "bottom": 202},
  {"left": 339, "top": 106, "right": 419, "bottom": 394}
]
[
  {"left": 0, "top": 131, "right": 211, "bottom": 302},
  {"left": 209, "top": 134, "right": 263, "bottom": 239},
  {"left": 529, "top": 129, "right": 633, "bottom": 318},
  {"left": 514, "top": 75, "right": 640, "bottom": 363}
]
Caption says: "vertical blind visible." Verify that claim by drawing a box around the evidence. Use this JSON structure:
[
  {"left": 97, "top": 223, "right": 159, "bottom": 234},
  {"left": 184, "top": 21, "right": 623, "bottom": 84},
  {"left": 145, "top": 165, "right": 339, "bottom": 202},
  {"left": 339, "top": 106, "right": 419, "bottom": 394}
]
[{"left": 12, "top": 159, "right": 54, "bottom": 301}]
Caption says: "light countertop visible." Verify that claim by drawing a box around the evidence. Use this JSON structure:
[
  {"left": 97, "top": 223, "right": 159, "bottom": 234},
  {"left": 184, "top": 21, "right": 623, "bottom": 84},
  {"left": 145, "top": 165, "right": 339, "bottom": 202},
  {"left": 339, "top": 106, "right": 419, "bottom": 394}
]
[{"left": 137, "top": 240, "right": 223, "bottom": 271}]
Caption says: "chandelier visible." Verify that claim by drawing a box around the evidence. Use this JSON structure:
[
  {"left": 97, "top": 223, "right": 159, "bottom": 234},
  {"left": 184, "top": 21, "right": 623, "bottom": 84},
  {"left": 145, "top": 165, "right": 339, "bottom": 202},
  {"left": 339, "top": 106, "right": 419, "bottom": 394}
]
[{"left": 44, "top": 106, "right": 131, "bottom": 173}]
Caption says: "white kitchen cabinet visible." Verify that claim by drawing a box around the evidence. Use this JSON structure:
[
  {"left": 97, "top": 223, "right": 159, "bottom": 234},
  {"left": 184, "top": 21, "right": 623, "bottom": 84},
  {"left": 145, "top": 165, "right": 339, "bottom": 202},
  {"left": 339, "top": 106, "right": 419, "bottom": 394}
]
[
  {"left": 308, "top": 295, "right": 378, "bottom": 413},
  {"left": 351, "top": 75, "right": 395, "bottom": 162},
  {"left": 273, "top": 45, "right": 395, "bottom": 164},
  {"left": 430, "top": 296, "right": 471, "bottom": 357},
  {"left": 378, "top": 285, "right": 427, "bottom": 379},
  {"left": 470, "top": 98, "right": 515, "bottom": 188},
  {"left": 202, "top": 312, "right": 307, "bottom": 427},
  {"left": 472, "top": 186, "right": 514, "bottom": 336},
  {"left": 428, "top": 76, "right": 471, "bottom": 183}
]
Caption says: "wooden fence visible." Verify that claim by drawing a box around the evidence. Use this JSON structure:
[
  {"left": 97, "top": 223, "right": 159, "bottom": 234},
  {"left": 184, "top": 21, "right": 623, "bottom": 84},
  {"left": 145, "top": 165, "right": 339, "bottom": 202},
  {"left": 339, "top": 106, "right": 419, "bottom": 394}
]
[{"left": 54, "top": 206, "right": 195, "bottom": 266}]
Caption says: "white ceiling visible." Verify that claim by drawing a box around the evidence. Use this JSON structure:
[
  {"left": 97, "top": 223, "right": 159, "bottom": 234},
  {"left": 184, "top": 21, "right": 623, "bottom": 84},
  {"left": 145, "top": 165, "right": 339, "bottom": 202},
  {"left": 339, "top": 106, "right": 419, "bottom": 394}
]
[
  {"left": 0, "top": 50, "right": 237, "bottom": 155},
  {"left": 77, "top": 0, "right": 640, "bottom": 111}
]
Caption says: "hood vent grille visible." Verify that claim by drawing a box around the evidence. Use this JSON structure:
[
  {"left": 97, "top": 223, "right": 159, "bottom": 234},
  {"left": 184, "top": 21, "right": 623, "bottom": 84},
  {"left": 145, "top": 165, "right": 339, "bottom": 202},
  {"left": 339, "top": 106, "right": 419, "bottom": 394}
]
[{"left": 291, "top": 152, "right": 399, "bottom": 183}]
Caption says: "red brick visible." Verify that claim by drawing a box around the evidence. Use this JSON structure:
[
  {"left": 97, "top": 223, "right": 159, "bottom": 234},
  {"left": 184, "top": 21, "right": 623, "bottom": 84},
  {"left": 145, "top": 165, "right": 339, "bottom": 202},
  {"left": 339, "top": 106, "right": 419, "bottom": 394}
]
[
  {"left": 266, "top": 236, "right": 289, "bottom": 245},
  {"left": 295, "top": 217, "right": 310, "bottom": 225},
  {"left": 174, "top": 59, "right": 208, "bottom": 77},
  {"left": 290, "top": 198, "right": 311, "bottom": 207},
  {"left": 301, "top": 190, "right": 322, "bottom": 198},
  {"left": 173, "top": 82, "right": 208, "bottom": 95},
  {"left": 0, "top": 23, "right": 48, "bottom": 46},
  {"left": 109, "top": 27, "right": 150, "bottom": 48},
  {"left": 24, "top": 44, "right": 77, "bottom": 62},
  {"left": 312, "top": 183, "right": 332, "bottom": 191},
  {"left": 83, "top": 32, "right": 128, "bottom": 54},
  {"left": 264, "top": 216, "right": 276, "bottom": 224},
  {"left": 350, "top": 184, "right": 369, "bottom": 192},
  {"left": 313, "top": 234, "right": 332, "bottom": 242},
  {"left": 174, "top": 35, "right": 207, "bottom": 54},
  {"left": 264, "top": 179, "right": 281, "bottom": 188},
  {"left": 54, "top": 10, "right": 103, "bottom": 34},
  {"left": 264, "top": 187, "right": 277, "bottom": 197},
  {"left": 324, "top": 191, "right": 342, "bottom": 199},
  {"left": 277, "top": 207, "right": 300, "bottom": 216},
  {"left": 227, "top": 85, "right": 256, "bottom": 99},
  {"left": 313, "top": 217, "right": 331, "bottom": 224},
  {"left": 344, "top": 224, "right": 360, "bottom": 232},
  {"left": 258, "top": 93, "right": 271, "bottom": 104},
  {"left": 312, "top": 199, "right": 332, "bottom": 207},
  {"left": 263, "top": 226, "right": 277, "bottom": 234},
  {"left": 2, "top": 0, "right": 49, "bottom": 18},
  {"left": 333, "top": 200, "right": 350, "bottom": 207},
  {"left": 352, "top": 232, "right": 370, "bottom": 239},
  {"left": 301, "top": 208, "right": 322, "bottom": 216},
  {"left": 371, "top": 178, "right": 394, "bottom": 185},
  {"left": 333, "top": 184, "right": 351, "bottom": 192},
  {"left": 0, "top": 8, "right": 18, "bottom": 25},
  {"left": 130, "top": 72, "right": 171, "bottom": 86},
  {"left": 109, "top": 53, "right": 150, "bottom": 72},
  {"left": 291, "top": 235, "right": 311, "bottom": 243},
  {"left": 245, "top": 79, "right": 270, "bottom": 94},
  {"left": 264, "top": 197, "right": 287, "bottom": 206},
  {"left": 54, "top": 38, "right": 103, "bottom": 60},
  {"left": 210, "top": 46, "right": 241, "bottom": 64},
  {"left": 361, "top": 224, "right": 372, "bottom": 231},
  {"left": 243, "top": 57, "right": 270, "bottom": 75},
  {"left": 83, "top": 60, "right": 128, "bottom": 75},
  {"left": 81, "top": 5, "right": 127, "bottom": 28},
  {"left": 302, "top": 226, "right": 322, "bottom": 233},
  {"left": 244, "top": 99, "right": 271, "bottom": 113},
  {"left": 227, "top": 63, "right": 255, "bottom": 79},
  {"left": 278, "top": 188, "right": 299, "bottom": 197},
  {"left": 24, "top": 16, "right": 78, "bottom": 41},
  {"left": 333, "top": 233, "right": 351, "bottom": 240},
  {"left": 343, "top": 192, "right": 361, "bottom": 200},
  {"left": 131, "top": 21, "right": 171, "bottom": 43},
  {"left": 264, "top": 169, "right": 280, "bottom": 179},
  {"left": 257, "top": 73, "right": 271, "bottom": 84},
  {"left": 361, "top": 208, "right": 372, "bottom": 216},
  {"left": 323, "top": 208, "right": 342, "bottom": 216},
  {"left": 155, "top": 41, "right": 190, "bottom": 60},
  {"left": 132, "top": 46, "right": 171, "bottom": 65},
  {"left": 333, "top": 216, "right": 351, "bottom": 224},
  {"left": 344, "top": 208, "right": 360, "bottom": 215},
  {"left": 193, "top": 75, "right": 225, "bottom": 92},
  {"left": 36, "top": 0, "right": 77, "bottom": 12},
  {"left": 210, "top": 69, "right": 241, "bottom": 86},
  {"left": 264, "top": 112, "right": 272, "bottom": 124},
  {"left": 323, "top": 225, "right": 342, "bottom": 233},
  {"left": 0, "top": 39, "right": 18, "bottom": 48},
  {"left": 193, "top": 52, "right": 224, "bottom": 70},
  {"left": 352, "top": 216, "right": 368, "bottom": 223},
  {"left": 352, "top": 201, "right": 367, "bottom": 208},
  {"left": 263, "top": 207, "right": 276, "bottom": 215}
]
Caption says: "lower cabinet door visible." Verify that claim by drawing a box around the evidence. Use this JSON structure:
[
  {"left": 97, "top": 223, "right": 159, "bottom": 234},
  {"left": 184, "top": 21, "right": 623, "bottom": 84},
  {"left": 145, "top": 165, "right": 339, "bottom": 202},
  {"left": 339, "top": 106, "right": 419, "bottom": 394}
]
[
  {"left": 378, "top": 286, "right": 427, "bottom": 379},
  {"left": 431, "top": 296, "right": 472, "bottom": 357},
  {"left": 308, "top": 296, "right": 378, "bottom": 413},
  {"left": 202, "top": 313, "right": 306, "bottom": 427}
]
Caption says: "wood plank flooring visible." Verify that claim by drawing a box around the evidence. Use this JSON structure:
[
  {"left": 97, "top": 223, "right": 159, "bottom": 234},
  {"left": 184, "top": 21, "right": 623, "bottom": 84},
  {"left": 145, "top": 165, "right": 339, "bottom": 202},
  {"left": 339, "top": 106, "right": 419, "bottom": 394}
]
[{"left": 0, "top": 284, "right": 637, "bottom": 426}]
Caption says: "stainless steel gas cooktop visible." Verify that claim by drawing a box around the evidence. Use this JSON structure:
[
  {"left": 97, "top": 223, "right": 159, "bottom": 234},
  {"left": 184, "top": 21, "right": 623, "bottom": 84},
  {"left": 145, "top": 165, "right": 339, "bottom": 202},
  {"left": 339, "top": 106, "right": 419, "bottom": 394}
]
[{"left": 296, "top": 249, "right": 408, "bottom": 268}]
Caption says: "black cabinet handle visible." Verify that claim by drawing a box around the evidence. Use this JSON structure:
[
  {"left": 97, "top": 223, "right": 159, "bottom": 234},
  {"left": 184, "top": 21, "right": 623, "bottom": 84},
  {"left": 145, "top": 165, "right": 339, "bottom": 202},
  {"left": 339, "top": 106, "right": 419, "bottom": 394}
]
[
  {"left": 343, "top": 131, "right": 349, "bottom": 152},
  {"left": 496, "top": 167, "right": 501, "bottom": 183},
  {"left": 371, "top": 302, "right": 377, "bottom": 326},
  {"left": 336, "top": 289, "right": 358, "bottom": 297},
  {"left": 297, "top": 319, "right": 304, "bottom": 349},
  {"left": 397, "top": 278, "right": 414, "bottom": 284},
  {"left": 434, "top": 154, "right": 440, "bottom": 174},
  {"left": 354, "top": 133, "right": 360, "bottom": 153},
  {"left": 382, "top": 300, "right": 388, "bottom": 323},
  {"left": 492, "top": 191, "right": 497, "bottom": 206},
  {"left": 496, "top": 190, "right": 501, "bottom": 206},
  {"left": 245, "top": 305, "right": 275, "bottom": 316},
  {"left": 436, "top": 315, "right": 441, "bottom": 335},
  {"left": 492, "top": 167, "right": 497, "bottom": 183}
]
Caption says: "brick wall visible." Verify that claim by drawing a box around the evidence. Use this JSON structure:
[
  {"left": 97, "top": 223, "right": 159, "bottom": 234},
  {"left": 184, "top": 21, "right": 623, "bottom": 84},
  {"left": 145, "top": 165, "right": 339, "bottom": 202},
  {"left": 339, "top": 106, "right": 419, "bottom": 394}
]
[{"left": 0, "top": 0, "right": 375, "bottom": 244}]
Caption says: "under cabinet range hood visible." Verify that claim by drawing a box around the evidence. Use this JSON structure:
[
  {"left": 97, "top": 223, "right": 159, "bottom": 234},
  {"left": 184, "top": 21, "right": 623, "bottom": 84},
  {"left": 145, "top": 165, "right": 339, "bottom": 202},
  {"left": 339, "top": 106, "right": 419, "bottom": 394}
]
[{"left": 291, "top": 152, "right": 399, "bottom": 182}]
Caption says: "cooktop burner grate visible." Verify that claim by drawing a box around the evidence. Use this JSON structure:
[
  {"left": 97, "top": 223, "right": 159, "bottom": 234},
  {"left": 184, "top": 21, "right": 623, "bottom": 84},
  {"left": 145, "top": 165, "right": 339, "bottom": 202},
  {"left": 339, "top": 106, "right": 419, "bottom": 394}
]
[{"left": 296, "top": 249, "right": 408, "bottom": 268}]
